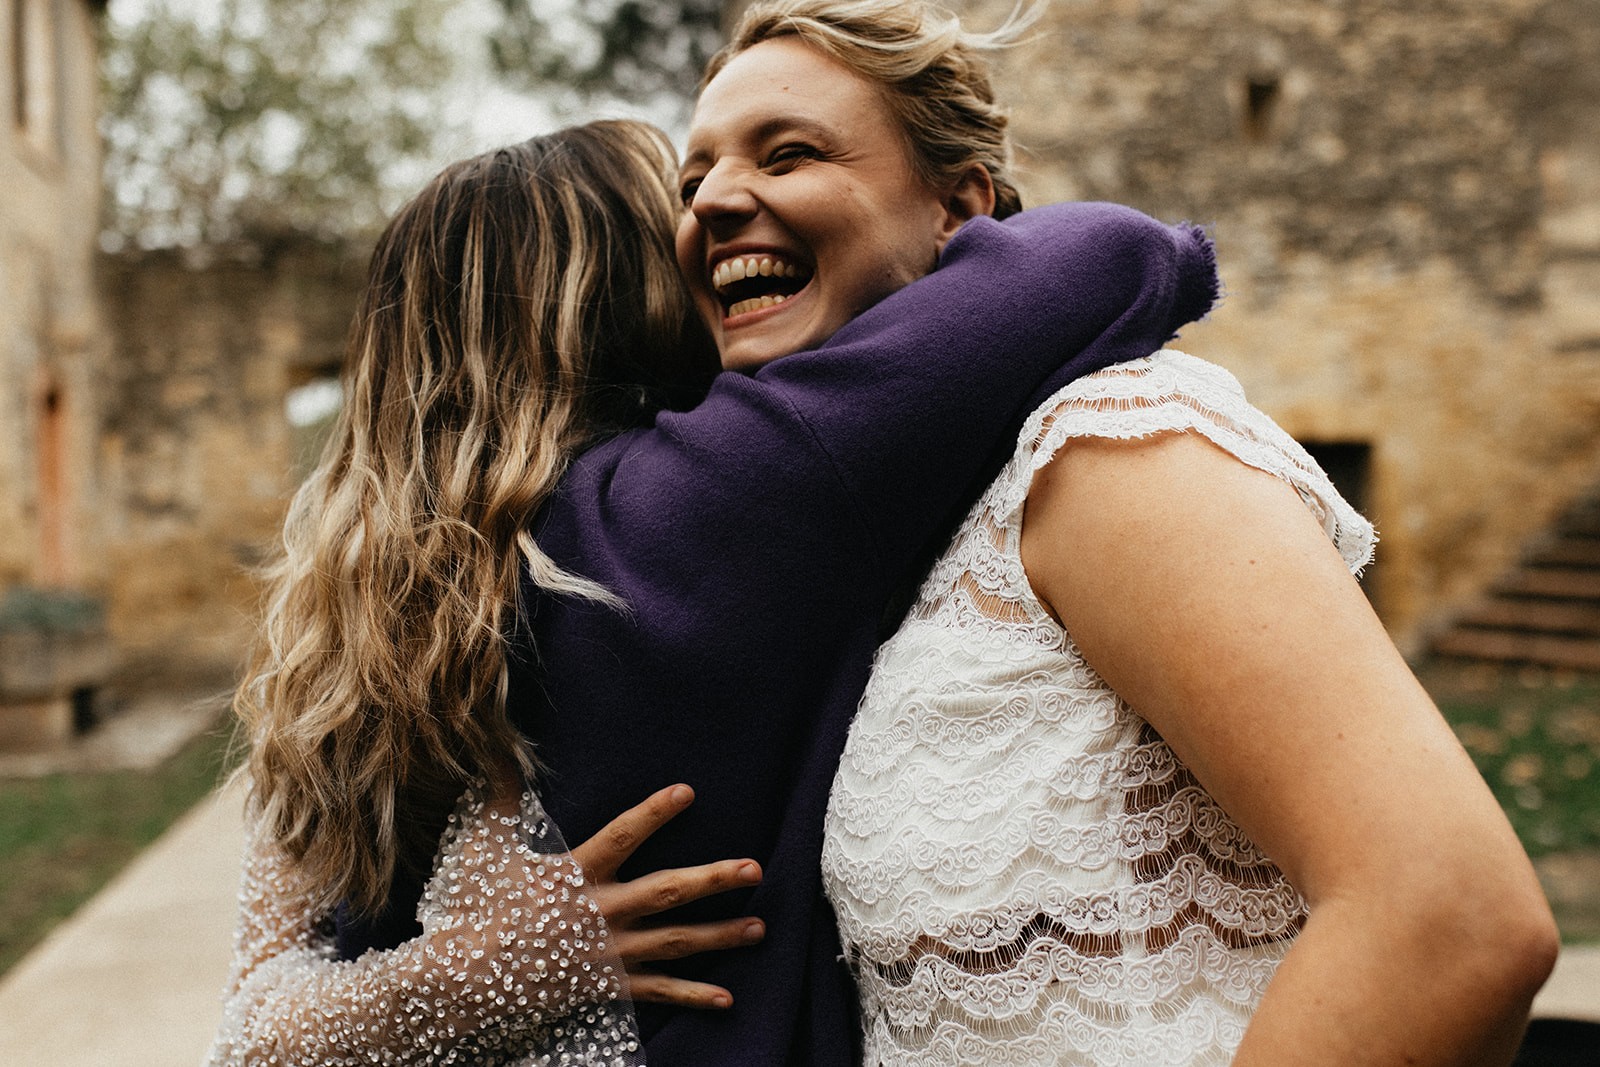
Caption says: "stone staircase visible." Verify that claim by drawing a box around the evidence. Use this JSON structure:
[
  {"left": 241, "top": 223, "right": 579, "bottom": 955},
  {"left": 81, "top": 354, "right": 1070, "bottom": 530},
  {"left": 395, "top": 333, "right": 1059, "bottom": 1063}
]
[{"left": 1433, "top": 491, "right": 1600, "bottom": 671}]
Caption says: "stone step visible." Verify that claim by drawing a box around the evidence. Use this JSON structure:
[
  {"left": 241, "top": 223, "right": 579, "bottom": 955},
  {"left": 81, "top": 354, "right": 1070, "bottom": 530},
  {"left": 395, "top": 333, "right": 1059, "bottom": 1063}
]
[
  {"left": 1528, "top": 538, "right": 1600, "bottom": 569},
  {"left": 1432, "top": 486, "right": 1600, "bottom": 669},
  {"left": 1434, "top": 629, "right": 1600, "bottom": 671},
  {"left": 1561, "top": 512, "right": 1600, "bottom": 539},
  {"left": 1495, "top": 569, "right": 1600, "bottom": 601},
  {"left": 1457, "top": 599, "right": 1600, "bottom": 636}
]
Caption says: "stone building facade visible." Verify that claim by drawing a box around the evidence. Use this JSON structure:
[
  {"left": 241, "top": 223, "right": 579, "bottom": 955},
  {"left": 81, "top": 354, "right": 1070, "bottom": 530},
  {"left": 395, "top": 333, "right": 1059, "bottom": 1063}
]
[
  {"left": 1, "top": 0, "right": 106, "bottom": 595},
  {"left": 0, "top": 0, "right": 362, "bottom": 732},
  {"left": 0, "top": 0, "right": 112, "bottom": 747},
  {"left": 970, "top": 0, "right": 1600, "bottom": 651},
  {"left": 94, "top": 242, "right": 364, "bottom": 690},
  {"left": 10, "top": 0, "right": 1599, "bottom": 751}
]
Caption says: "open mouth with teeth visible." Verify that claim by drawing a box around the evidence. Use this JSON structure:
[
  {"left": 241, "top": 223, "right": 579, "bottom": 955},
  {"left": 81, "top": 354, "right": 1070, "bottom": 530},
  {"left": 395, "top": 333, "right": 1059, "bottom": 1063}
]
[{"left": 712, "top": 254, "right": 813, "bottom": 319}]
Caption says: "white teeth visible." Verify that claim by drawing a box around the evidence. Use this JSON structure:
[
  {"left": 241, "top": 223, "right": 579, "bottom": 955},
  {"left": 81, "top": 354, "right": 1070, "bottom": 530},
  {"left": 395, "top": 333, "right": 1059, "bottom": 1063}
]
[
  {"left": 712, "top": 255, "right": 805, "bottom": 293},
  {"left": 726, "top": 292, "right": 791, "bottom": 318}
]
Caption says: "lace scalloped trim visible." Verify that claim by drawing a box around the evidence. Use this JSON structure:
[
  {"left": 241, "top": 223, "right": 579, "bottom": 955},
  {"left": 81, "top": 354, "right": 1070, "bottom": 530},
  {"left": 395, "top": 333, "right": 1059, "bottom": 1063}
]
[
  {"left": 858, "top": 921, "right": 1288, "bottom": 1026},
  {"left": 830, "top": 851, "right": 1305, "bottom": 954},
  {"left": 827, "top": 783, "right": 1278, "bottom": 894},
  {"left": 829, "top": 740, "right": 1183, "bottom": 832},
  {"left": 860, "top": 993, "right": 1250, "bottom": 1067},
  {"left": 995, "top": 350, "right": 1376, "bottom": 574},
  {"left": 839, "top": 668, "right": 1136, "bottom": 771}
]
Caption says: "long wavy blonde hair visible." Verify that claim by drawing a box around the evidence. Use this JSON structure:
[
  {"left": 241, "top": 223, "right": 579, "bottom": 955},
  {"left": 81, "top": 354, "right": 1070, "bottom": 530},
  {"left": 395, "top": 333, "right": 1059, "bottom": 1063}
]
[{"left": 237, "top": 120, "right": 716, "bottom": 917}]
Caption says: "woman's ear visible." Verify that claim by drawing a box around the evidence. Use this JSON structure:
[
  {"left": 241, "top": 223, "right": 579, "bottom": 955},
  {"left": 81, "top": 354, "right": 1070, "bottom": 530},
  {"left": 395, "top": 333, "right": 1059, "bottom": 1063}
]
[{"left": 935, "top": 165, "right": 998, "bottom": 251}]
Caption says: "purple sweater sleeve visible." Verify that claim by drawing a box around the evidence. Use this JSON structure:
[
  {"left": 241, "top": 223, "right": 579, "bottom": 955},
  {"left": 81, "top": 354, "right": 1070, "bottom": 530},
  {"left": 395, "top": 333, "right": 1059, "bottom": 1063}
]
[
  {"left": 752, "top": 201, "right": 1215, "bottom": 577},
  {"left": 563, "top": 201, "right": 1217, "bottom": 604}
]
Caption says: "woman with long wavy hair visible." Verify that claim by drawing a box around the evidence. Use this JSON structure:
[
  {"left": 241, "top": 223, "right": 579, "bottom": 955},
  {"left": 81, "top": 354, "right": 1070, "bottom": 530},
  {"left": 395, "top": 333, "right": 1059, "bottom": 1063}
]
[
  {"left": 235, "top": 120, "right": 717, "bottom": 924},
  {"left": 211, "top": 121, "right": 750, "bottom": 1065}
]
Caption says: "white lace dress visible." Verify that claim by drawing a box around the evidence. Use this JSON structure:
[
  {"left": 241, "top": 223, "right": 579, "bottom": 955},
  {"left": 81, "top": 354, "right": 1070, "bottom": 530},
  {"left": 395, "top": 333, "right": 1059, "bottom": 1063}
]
[{"left": 821, "top": 350, "right": 1376, "bottom": 1066}]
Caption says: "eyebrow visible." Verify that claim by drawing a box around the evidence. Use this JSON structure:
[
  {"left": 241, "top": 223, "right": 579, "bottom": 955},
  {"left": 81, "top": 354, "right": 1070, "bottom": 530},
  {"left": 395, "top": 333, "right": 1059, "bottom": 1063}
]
[{"left": 681, "top": 115, "right": 839, "bottom": 171}]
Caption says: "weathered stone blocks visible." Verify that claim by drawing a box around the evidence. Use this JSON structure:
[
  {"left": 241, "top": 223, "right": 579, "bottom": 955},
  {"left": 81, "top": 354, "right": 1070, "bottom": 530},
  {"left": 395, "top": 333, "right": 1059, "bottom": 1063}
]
[
  {"left": 965, "top": 0, "right": 1600, "bottom": 652},
  {"left": 0, "top": 588, "right": 112, "bottom": 751}
]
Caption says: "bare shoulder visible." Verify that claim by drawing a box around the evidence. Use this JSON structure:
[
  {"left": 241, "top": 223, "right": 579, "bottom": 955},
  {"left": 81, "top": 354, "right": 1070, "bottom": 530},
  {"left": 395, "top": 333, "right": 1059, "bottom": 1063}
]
[
  {"left": 1020, "top": 429, "right": 1344, "bottom": 630},
  {"left": 1019, "top": 428, "right": 1527, "bottom": 903}
]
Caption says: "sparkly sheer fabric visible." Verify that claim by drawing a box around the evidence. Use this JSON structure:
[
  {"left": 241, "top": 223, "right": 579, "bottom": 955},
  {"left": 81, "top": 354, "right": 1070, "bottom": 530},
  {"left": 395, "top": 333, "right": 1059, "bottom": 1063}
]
[
  {"left": 207, "top": 784, "right": 642, "bottom": 1066},
  {"left": 821, "top": 350, "right": 1376, "bottom": 1066}
]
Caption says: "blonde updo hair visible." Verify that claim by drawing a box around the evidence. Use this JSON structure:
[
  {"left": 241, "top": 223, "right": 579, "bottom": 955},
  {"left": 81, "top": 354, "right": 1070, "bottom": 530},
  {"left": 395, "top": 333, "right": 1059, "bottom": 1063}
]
[{"left": 706, "top": 0, "right": 1036, "bottom": 218}]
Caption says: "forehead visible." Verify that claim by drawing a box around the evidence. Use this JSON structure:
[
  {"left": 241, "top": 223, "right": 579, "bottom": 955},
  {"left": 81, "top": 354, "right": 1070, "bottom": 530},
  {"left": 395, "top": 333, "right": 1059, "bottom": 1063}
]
[{"left": 684, "top": 37, "right": 896, "bottom": 161}]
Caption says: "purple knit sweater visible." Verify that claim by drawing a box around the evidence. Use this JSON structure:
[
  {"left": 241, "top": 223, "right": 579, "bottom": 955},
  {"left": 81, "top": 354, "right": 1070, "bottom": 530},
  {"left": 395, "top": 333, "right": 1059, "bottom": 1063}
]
[{"left": 342, "top": 202, "right": 1218, "bottom": 1066}]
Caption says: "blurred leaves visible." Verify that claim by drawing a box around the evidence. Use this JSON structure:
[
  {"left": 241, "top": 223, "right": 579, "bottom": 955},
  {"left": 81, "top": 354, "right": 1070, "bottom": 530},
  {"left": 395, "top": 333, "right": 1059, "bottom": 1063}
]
[
  {"left": 488, "top": 0, "right": 725, "bottom": 105},
  {"left": 99, "top": 0, "right": 731, "bottom": 250},
  {"left": 100, "top": 0, "right": 464, "bottom": 248}
]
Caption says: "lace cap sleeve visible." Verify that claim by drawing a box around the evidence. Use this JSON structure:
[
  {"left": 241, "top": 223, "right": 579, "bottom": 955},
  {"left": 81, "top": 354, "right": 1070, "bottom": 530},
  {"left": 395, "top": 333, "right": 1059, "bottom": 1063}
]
[
  {"left": 996, "top": 349, "right": 1376, "bottom": 574},
  {"left": 207, "top": 785, "right": 641, "bottom": 1066}
]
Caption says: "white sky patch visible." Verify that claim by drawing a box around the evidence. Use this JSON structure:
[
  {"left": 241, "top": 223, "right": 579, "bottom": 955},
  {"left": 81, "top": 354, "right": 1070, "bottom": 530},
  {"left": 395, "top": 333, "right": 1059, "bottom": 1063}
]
[
  {"left": 285, "top": 378, "right": 343, "bottom": 427},
  {"left": 431, "top": 0, "right": 685, "bottom": 158},
  {"left": 255, "top": 107, "right": 305, "bottom": 172}
]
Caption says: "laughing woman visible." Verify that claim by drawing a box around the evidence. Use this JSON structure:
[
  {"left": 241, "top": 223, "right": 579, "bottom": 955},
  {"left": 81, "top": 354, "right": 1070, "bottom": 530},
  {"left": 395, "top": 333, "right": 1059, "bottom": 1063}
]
[{"left": 667, "top": 2, "right": 1558, "bottom": 1065}]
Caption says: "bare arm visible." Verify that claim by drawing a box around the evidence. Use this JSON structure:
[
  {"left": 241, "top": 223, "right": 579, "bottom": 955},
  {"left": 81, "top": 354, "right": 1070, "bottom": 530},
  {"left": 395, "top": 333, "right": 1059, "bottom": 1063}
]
[{"left": 1020, "top": 431, "right": 1557, "bottom": 1066}]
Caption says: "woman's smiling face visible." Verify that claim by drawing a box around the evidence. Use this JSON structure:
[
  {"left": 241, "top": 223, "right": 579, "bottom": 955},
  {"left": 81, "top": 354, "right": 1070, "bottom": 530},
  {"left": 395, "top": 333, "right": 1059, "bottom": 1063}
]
[{"left": 676, "top": 37, "right": 964, "bottom": 372}]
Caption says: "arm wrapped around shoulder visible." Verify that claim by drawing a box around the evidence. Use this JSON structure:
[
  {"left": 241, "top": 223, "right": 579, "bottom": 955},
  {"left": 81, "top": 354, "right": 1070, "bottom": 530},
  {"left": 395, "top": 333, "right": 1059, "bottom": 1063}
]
[{"left": 744, "top": 200, "right": 1221, "bottom": 588}]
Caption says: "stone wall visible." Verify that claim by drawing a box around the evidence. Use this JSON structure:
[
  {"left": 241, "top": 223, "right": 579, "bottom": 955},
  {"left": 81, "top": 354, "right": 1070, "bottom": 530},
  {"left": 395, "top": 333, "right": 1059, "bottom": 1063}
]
[
  {"left": 95, "top": 242, "right": 365, "bottom": 689},
  {"left": 968, "top": 0, "right": 1600, "bottom": 650},
  {"left": 0, "top": 0, "right": 108, "bottom": 593},
  {"left": 0, "top": 0, "right": 366, "bottom": 702},
  {"left": 0, "top": 0, "right": 112, "bottom": 745}
]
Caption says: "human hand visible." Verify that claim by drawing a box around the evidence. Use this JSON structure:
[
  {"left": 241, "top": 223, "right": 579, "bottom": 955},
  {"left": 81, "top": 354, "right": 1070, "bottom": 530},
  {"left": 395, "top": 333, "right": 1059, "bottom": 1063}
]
[{"left": 571, "top": 784, "right": 765, "bottom": 1010}]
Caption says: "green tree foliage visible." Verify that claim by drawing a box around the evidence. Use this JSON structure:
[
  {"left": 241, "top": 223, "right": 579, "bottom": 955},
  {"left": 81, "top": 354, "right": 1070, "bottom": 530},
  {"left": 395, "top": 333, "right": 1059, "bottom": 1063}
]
[
  {"left": 99, "top": 0, "right": 732, "bottom": 250},
  {"left": 488, "top": 0, "right": 726, "bottom": 107},
  {"left": 100, "top": 0, "right": 463, "bottom": 248}
]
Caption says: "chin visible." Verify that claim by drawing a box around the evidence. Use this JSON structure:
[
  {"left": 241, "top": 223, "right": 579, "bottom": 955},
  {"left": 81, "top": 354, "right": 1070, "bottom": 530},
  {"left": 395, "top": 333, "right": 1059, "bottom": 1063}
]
[
  {"left": 719, "top": 346, "right": 782, "bottom": 373},
  {"left": 709, "top": 289, "right": 838, "bottom": 373},
  {"left": 718, "top": 327, "right": 819, "bottom": 373}
]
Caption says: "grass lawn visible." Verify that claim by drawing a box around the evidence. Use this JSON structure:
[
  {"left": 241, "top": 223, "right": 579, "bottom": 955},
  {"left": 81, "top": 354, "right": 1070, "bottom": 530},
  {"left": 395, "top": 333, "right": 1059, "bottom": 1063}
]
[
  {"left": 0, "top": 718, "right": 238, "bottom": 978},
  {"left": 1421, "top": 662, "right": 1600, "bottom": 857},
  {"left": 1421, "top": 661, "right": 1600, "bottom": 942}
]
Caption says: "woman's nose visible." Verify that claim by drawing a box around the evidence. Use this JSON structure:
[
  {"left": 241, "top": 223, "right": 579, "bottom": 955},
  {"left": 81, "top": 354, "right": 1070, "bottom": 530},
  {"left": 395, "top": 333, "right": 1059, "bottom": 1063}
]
[{"left": 689, "top": 161, "right": 759, "bottom": 233}]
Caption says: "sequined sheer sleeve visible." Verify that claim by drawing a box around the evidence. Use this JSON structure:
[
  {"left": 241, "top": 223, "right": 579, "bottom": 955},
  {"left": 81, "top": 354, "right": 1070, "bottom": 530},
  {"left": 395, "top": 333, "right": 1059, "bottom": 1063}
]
[{"left": 206, "top": 785, "right": 641, "bottom": 1066}]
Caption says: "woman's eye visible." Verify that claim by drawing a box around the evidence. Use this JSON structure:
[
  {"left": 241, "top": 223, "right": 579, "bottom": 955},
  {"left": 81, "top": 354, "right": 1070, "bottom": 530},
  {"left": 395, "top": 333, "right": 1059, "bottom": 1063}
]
[{"left": 766, "top": 144, "right": 818, "bottom": 172}]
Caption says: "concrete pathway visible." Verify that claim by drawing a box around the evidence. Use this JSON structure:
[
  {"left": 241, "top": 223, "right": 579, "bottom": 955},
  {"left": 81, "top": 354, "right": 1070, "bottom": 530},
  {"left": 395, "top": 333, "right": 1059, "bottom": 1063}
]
[
  {"left": 1536, "top": 946, "right": 1600, "bottom": 1024},
  {"left": 0, "top": 778, "right": 1597, "bottom": 1066},
  {"left": 0, "top": 779, "right": 243, "bottom": 1067}
]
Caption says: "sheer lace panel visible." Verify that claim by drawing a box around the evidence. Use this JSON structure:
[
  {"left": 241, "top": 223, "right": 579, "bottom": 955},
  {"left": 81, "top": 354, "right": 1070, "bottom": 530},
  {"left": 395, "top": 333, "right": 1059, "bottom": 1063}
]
[
  {"left": 822, "top": 351, "right": 1373, "bottom": 1065},
  {"left": 208, "top": 784, "right": 642, "bottom": 1066}
]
